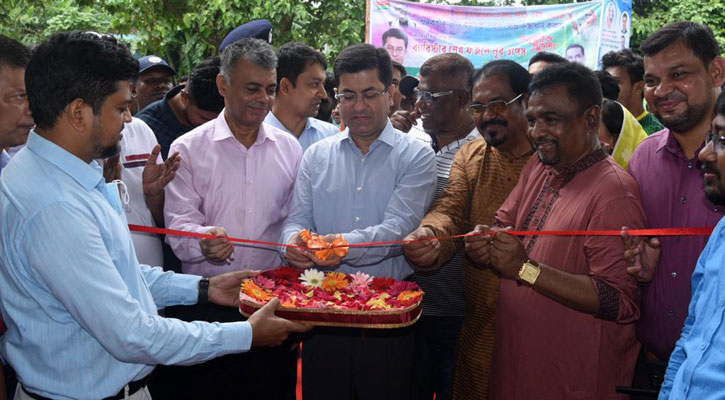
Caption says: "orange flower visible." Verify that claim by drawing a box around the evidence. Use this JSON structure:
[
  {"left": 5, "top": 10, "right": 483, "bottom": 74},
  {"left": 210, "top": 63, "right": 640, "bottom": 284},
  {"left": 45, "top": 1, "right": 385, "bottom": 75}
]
[
  {"left": 299, "top": 229, "right": 312, "bottom": 243},
  {"left": 242, "top": 280, "right": 272, "bottom": 302},
  {"left": 397, "top": 290, "right": 424, "bottom": 305},
  {"left": 322, "top": 272, "right": 349, "bottom": 292}
]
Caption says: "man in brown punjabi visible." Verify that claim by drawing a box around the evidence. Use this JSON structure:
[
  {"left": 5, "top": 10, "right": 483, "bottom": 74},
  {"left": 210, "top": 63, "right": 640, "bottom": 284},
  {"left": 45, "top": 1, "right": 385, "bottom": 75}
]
[
  {"left": 403, "top": 60, "right": 534, "bottom": 399},
  {"left": 467, "top": 62, "right": 645, "bottom": 399}
]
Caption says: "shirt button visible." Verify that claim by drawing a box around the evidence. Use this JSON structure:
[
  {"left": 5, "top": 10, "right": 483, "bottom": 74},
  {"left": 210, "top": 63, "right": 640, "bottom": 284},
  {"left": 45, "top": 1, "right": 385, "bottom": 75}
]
[
  {"left": 671, "top": 272, "right": 677, "bottom": 278},
  {"left": 354, "top": 216, "right": 360, "bottom": 222},
  {"left": 687, "top": 163, "right": 693, "bottom": 169},
  {"left": 248, "top": 180, "right": 253, "bottom": 184},
  {"left": 701, "top": 343, "right": 706, "bottom": 350},
  {"left": 247, "top": 208, "right": 252, "bottom": 213},
  {"left": 357, "top": 186, "right": 362, "bottom": 191},
  {"left": 681, "top": 196, "right": 687, "bottom": 204},
  {"left": 667, "top": 310, "right": 674, "bottom": 316}
]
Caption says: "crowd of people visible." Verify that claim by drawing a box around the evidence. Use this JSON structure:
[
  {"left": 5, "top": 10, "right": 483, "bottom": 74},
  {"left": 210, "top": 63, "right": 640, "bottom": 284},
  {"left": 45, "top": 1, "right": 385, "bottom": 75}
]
[{"left": 0, "top": 15, "right": 724, "bottom": 400}]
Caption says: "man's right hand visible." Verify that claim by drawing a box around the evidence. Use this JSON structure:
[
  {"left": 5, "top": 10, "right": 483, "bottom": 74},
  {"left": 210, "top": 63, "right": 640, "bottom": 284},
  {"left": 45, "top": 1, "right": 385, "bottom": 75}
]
[
  {"left": 390, "top": 109, "right": 419, "bottom": 133},
  {"left": 200, "top": 227, "right": 234, "bottom": 263},
  {"left": 285, "top": 232, "right": 315, "bottom": 269},
  {"left": 403, "top": 227, "right": 440, "bottom": 268},
  {"left": 248, "top": 298, "right": 311, "bottom": 347},
  {"left": 464, "top": 225, "right": 493, "bottom": 269},
  {"left": 621, "top": 226, "right": 661, "bottom": 283}
]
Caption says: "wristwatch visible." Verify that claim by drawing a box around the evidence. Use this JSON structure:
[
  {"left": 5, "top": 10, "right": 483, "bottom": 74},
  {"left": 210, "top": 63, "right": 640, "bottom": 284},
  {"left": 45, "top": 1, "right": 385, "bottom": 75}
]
[
  {"left": 518, "top": 260, "right": 541, "bottom": 286},
  {"left": 198, "top": 276, "right": 210, "bottom": 304}
]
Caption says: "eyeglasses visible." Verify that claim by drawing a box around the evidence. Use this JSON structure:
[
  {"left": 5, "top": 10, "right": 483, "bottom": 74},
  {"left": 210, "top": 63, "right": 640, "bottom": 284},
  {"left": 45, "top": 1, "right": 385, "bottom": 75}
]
[
  {"left": 706, "top": 131, "right": 725, "bottom": 151},
  {"left": 466, "top": 93, "right": 523, "bottom": 118},
  {"left": 413, "top": 88, "right": 457, "bottom": 104},
  {"left": 334, "top": 86, "right": 390, "bottom": 106}
]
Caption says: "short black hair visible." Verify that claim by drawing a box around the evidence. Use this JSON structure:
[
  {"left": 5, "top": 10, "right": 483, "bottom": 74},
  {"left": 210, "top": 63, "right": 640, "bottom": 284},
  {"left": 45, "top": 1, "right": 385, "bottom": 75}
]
[
  {"left": 471, "top": 59, "right": 531, "bottom": 97},
  {"left": 391, "top": 61, "right": 407, "bottom": 78},
  {"left": 382, "top": 28, "right": 408, "bottom": 49},
  {"left": 641, "top": 21, "right": 721, "bottom": 67},
  {"left": 595, "top": 70, "right": 620, "bottom": 101},
  {"left": 420, "top": 53, "right": 473, "bottom": 90},
  {"left": 530, "top": 62, "right": 602, "bottom": 114},
  {"left": 0, "top": 35, "right": 30, "bottom": 69},
  {"left": 26, "top": 31, "right": 139, "bottom": 130},
  {"left": 528, "top": 51, "right": 567, "bottom": 67},
  {"left": 600, "top": 49, "right": 644, "bottom": 84},
  {"left": 186, "top": 56, "right": 224, "bottom": 113},
  {"left": 566, "top": 43, "right": 585, "bottom": 55},
  {"left": 334, "top": 44, "right": 392, "bottom": 88},
  {"left": 324, "top": 71, "right": 336, "bottom": 100},
  {"left": 601, "top": 99, "right": 624, "bottom": 142},
  {"left": 276, "top": 42, "right": 327, "bottom": 88}
]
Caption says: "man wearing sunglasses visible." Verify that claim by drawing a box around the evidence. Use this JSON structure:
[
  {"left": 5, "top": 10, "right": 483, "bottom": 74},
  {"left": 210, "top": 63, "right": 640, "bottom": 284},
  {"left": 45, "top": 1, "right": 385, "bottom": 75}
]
[
  {"left": 280, "top": 44, "right": 436, "bottom": 400},
  {"left": 403, "top": 60, "right": 534, "bottom": 399}
]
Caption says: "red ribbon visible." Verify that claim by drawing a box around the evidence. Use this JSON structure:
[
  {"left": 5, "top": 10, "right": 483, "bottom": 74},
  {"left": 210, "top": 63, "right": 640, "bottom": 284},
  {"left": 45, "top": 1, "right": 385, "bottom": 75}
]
[{"left": 128, "top": 224, "right": 714, "bottom": 250}]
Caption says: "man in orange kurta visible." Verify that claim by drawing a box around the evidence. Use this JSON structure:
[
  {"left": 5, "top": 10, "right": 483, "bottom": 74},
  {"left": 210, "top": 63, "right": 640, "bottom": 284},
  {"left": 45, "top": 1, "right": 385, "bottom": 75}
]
[
  {"left": 403, "top": 60, "right": 534, "bottom": 399},
  {"left": 467, "top": 62, "right": 644, "bottom": 399}
]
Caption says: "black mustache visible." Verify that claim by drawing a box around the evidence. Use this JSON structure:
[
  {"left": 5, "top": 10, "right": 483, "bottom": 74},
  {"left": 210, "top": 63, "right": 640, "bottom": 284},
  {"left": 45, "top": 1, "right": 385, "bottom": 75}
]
[
  {"left": 479, "top": 119, "right": 508, "bottom": 130},
  {"left": 703, "top": 162, "right": 722, "bottom": 178}
]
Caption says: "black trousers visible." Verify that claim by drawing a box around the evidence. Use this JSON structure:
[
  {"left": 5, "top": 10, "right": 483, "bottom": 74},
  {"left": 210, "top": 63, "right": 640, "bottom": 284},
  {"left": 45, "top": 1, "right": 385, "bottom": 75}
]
[
  {"left": 148, "top": 303, "right": 297, "bottom": 400},
  {"left": 301, "top": 325, "right": 415, "bottom": 400},
  {"left": 410, "top": 315, "right": 463, "bottom": 400}
]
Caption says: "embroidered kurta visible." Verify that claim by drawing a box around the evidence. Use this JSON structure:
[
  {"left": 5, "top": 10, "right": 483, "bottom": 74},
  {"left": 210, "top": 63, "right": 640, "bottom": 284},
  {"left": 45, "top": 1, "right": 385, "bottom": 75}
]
[
  {"left": 491, "top": 149, "right": 645, "bottom": 399},
  {"left": 419, "top": 138, "right": 533, "bottom": 399}
]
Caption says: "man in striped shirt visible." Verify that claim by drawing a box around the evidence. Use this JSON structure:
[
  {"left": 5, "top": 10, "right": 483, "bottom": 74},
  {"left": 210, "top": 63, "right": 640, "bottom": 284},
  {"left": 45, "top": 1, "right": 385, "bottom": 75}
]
[
  {"left": 404, "top": 60, "right": 535, "bottom": 399},
  {"left": 401, "top": 53, "right": 478, "bottom": 400}
]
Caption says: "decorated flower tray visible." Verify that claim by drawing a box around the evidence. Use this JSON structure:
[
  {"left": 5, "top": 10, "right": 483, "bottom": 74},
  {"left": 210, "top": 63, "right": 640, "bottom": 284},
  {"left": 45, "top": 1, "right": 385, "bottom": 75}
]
[{"left": 239, "top": 267, "right": 424, "bottom": 329}]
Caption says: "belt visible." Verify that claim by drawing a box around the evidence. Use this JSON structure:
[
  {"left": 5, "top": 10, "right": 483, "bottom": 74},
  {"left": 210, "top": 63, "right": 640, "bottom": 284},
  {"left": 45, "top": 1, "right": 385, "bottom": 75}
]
[{"left": 23, "top": 376, "right": 149, "bottom": 400}]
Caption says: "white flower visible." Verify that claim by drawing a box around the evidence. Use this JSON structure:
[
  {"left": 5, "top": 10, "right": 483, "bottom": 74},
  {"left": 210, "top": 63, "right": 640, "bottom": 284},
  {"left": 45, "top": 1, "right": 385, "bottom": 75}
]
[{"left": 300, "top": 268, "right": 325, "bottom": 288}]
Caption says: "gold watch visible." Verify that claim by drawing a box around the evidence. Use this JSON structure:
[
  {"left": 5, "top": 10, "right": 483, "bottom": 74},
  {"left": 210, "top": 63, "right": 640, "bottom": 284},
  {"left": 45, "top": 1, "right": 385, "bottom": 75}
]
[{"left": 518, "top": 260, "right": 541, "bottom": 286}]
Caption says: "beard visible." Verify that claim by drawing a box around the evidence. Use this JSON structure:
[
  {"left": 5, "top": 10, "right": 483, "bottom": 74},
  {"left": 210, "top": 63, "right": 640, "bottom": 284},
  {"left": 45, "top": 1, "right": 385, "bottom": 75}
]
[
  {"left": 480, "top": 118, "right": 509, "bottom": 147},
  {"left": 654, "top": 95, "right": 712, "bottom": 133},
  {"left": 91, "top": 121, "right": 122, "bottom": 159},
  {"left": 703, "top": 161, "right": 725, "bottom": 205},
  {"left": 534, "top": 138, "right": 560, "bottom": 165}
]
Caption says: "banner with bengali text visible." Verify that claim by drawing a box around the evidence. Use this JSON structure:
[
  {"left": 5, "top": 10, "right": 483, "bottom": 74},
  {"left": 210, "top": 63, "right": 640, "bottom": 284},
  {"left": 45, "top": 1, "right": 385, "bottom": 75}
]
[{"left": 367, "top": 0, "right": 632, "bottom": 75}]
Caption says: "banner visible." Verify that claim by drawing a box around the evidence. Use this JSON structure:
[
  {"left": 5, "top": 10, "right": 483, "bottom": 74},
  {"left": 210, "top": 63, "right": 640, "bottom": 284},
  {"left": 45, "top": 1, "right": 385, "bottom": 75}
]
[{"left": 367, "top": 0, "right": 632, "bottom": 75}]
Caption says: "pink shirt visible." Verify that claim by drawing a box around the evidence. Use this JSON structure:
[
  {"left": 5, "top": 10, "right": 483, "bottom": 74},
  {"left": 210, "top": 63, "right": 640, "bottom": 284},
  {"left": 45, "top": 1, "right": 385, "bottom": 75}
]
[
  {"left": 164, "top": 111, "right": 302, "bottom": 277},
  {"left": 491, "top": 149, "right": 645, "bottom": 399}
]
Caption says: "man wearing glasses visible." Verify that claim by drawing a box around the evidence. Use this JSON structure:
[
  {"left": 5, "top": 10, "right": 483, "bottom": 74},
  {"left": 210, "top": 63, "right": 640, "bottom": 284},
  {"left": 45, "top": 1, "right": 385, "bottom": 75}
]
[
  {"left": 280, "top": 44, "right": 436, "bottom": 400},
  {"left": 403, "top": 60, "right": 534, "bottom": 400}
]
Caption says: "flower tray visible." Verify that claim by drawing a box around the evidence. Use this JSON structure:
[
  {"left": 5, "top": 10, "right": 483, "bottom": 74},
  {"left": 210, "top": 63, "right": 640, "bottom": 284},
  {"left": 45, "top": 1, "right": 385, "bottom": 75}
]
[{"left": 238, "top": 267, "right": 424, "bottom": 329}]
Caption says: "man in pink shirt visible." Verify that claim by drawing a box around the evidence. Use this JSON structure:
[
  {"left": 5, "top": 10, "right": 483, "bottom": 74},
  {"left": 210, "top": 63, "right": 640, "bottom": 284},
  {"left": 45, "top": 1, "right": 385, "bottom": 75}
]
[
  {"left": 156, "top": 38, "right": 302, "bottom": 399},
  {"left": 466, "top": 62, "right": 645, "bottom": 399}
]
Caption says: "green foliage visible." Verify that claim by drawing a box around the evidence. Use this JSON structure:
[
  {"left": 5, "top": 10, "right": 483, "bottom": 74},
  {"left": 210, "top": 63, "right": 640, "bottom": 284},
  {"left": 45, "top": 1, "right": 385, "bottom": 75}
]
[{"left": 1, "top": 0, "right": 724, "bottom": 76}]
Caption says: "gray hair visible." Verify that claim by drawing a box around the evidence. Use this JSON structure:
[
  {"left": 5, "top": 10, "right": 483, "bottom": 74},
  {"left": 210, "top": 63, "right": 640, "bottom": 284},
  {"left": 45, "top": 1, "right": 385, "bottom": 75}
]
[{"left": 220, "top": 38, "right": 277, "bottom": 82}]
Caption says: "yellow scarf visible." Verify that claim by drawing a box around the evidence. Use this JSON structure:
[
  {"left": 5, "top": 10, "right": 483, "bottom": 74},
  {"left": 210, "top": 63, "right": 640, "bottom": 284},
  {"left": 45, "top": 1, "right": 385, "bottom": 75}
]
[{"left": 612, "top": 102, "right": 648, "bottom": 169}]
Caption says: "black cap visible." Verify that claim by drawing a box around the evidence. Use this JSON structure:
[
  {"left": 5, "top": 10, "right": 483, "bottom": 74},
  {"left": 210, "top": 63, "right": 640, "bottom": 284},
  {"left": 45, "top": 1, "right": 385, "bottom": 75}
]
[
  {"left": 219, "top": 19, "right": 273, "bottom": 51},
  {"left": 399, "top": 75, "right": 419, "bottom": 98},
  {"left": 137, "top": 55, "right": 176, "bottom": 75}
]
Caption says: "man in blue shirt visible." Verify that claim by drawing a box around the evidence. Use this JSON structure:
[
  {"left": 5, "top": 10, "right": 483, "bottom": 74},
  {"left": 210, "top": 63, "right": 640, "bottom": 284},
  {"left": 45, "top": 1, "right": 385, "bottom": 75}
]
[
  {"left": 658, "top": 92, "right": 725, "bottom": 399},
  {"left": 0, "top": 31, "right": 308, "bottom": 400},
  {"left": 264, "top": 42, "right": 339, "bottom": 152},
  {"left": 280, "top": 44, "right": 436, "bottom": 400}
]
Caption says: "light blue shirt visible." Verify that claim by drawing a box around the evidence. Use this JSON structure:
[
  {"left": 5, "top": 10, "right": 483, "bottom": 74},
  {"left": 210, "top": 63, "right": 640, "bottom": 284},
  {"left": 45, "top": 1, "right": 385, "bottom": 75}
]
[
  {"left": 660, "top": 216, "right": 725, "bottom": 399},
  {"left": 0, "top": 132, "right": 252, "bottom": 400},
  {"left": 265, "top": 111, "right": 339, "bottom": 152},
  {"left": 280, "top": 120, "right": 436, "bottom": 280},
  {"left": 0, "top": 150, "right": 9, "bottom": 173}
]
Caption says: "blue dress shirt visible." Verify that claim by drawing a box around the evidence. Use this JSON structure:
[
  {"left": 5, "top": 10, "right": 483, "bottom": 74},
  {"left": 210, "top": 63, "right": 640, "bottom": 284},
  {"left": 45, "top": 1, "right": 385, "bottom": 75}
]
[
  {"left": 0, "top": 150, "right": 9, "bottom": 173},
  {"left": 264, "top": 111, "right": 339, "bottom": 152},
  {"left": 280, "top": 120, "right": 436, "bottom": 280},
  {"left": 660, "top": 216, "right": 725, "bottom": 399},
  {"left": 0, "top": 132, "right": 252, "bottom": 400}
]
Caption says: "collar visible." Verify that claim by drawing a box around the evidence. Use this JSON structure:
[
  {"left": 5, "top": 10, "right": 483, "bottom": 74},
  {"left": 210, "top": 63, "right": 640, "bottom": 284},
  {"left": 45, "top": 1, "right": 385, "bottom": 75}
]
[
  {"left": 0, "top": 150, "right": 10, "bottom": 172},
  {"left": 657, "top": 129, "right": 704, "bottom": 160},
  {"left": 266, "top": 111, "right": 314, "bottom": 136},
  {"left": 339, "top": 119, "right": 397, "bottom": 148},
  {"left": 213, "top": 109, "right": 276, "bottom": 145},
  {"left": 551, "top": 147, "right": 608, "bottom": 186},
  {"left": 25, "top": 131, "right": 104, "bottom": 191},
  {"left": 164, "top": 85, "right": 184, "bottom": 101},
  {"left": 636, "top": 110, "right": 649, "bottom": 121},
  {"left": 438, "top": 128, "right": 480, "bottom": 155}
]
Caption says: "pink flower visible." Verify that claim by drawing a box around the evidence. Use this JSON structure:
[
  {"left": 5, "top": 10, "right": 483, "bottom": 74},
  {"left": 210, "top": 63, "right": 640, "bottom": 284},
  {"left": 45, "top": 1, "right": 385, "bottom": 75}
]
[
  {"left": 349, "top": 272, "right": 373, "bottom": 288},
  {"left": 254, "top": 275, "right": 276, "bottom": 290}
]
